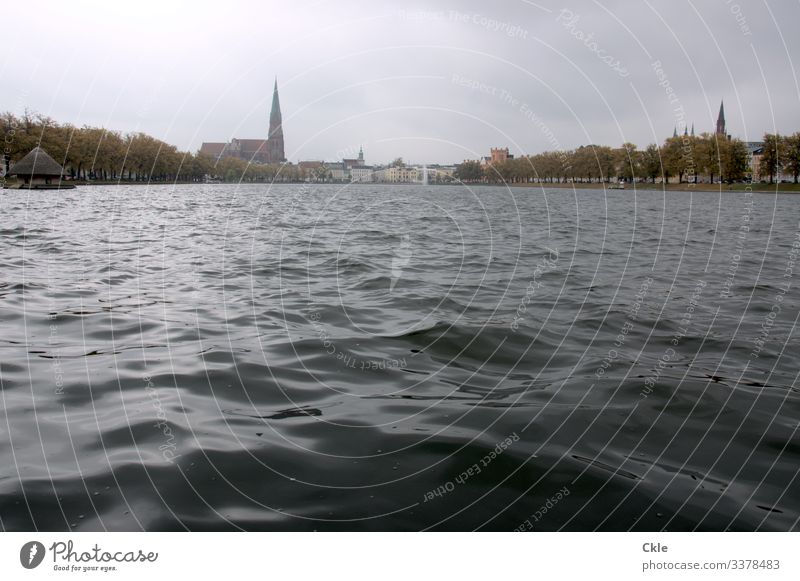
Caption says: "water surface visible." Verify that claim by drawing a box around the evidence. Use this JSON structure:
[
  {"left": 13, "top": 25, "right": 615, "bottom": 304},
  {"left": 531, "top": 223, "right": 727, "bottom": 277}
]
[{"left": 1, "top": 183, "right": 798, "bottom": 531}]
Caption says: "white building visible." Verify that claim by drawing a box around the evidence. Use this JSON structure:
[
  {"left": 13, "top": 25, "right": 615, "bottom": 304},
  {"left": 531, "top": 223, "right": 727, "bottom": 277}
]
[
  {"left": 427, "top": 165, "right": 456, "bottom": 182},
  {"left": 350, "top": 166, "right": 374, "bottom": 182},
  {"left": 324, "top": 162, "right": 348, "bottom": 182},
  {"left": 381, "top": 166, "right": 419, "bottom": 183}
]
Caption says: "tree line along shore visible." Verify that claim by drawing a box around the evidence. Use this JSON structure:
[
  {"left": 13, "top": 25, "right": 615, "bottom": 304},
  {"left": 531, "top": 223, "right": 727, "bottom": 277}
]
[
  {"left": 1, "top": 111, "right": 302, "bottom": 184},
  {"left": 2, "top": 111, "right": 799, "bottom": 188},
  {"left": 455, "top": 133, "right": 798, "bottom": 186}
]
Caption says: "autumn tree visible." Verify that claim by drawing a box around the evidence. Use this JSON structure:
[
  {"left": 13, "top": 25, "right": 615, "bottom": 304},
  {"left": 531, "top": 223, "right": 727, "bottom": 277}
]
[
  {"left": 719, "top": 138, "right": 749, "bottom": 182},
  {"left": 615, "top": 143, "right": 639, "bottom": 182},
  {"left": 782, "top": 133, "right": 800, "bottom": 183},
  {"left": 454, "top": 160, "right": 484, "bottom": 182},
  {"left": 694, "top": 134, "right": 720, "bottom": 183},
  {"left": 759, "top": 133, "right": 783, "bottom": 184},
  {"left": 640, "top": 144, "right": 662, "bottom": 183},
  {"left": 662, "top": 136, "right": 692, "bottom": 183}
]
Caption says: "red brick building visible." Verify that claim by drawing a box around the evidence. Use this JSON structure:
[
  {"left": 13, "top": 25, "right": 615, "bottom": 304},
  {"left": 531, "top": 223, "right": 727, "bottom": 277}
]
[{"left": 200, "top": 78, "right": 286, "bottom": 164}]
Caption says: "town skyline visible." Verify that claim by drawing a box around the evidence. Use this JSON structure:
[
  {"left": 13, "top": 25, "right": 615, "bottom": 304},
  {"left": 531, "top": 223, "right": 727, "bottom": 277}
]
[
  {"left": 4, "top": 103, "right": 797, "bottom": 188},
  {"left": 196, "top": 84, "right": 769, "bottom": 169}
]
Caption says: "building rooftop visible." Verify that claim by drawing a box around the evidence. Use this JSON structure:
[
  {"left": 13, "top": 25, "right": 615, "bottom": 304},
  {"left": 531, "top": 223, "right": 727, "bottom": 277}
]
[
  {"left": 234, "top": 139, "right": 268, "bottom": 149},
  {"left": 200, "top": 142, "right": 227, "bottom": 156},
  {"left": 10, "top": 147, "right": 64, "bottom": 176}
]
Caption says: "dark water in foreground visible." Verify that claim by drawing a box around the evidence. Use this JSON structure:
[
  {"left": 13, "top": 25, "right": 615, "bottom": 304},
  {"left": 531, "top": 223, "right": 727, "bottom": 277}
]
[{"left": 1, "top": 183, "right": 798, "bottom": 531}]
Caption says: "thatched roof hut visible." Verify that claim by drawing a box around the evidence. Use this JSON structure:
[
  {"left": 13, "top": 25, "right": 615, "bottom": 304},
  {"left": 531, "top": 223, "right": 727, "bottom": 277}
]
[
  {"left": 10, "top": 147, "right": 64, "bottom": 177},
  {"left": 7, "top": 147, "right": 74, "bottom": 189}
]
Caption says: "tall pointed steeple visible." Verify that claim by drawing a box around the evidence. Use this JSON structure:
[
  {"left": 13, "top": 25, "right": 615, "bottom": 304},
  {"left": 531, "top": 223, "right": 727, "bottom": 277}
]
[
  {"left": 673, "top": 126, "right": 678, "bottom": 138},
  {"left": 267, "top": 77, "right": 286, "bottom": 163},
  {"left": 691, "top": 123, "right": 695, "bottom": 137},
  {"left": 716, "top": 101, "right": 726, "bottom": 136}
]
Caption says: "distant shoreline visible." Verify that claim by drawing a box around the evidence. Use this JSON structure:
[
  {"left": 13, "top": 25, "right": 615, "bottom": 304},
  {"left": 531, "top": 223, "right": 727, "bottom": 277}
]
[
  {"left": 4, "top": 180, "right": 798, "bottom": 194},
  {"left": 502, "top": 181, "right": 800, "bottom": 194}
]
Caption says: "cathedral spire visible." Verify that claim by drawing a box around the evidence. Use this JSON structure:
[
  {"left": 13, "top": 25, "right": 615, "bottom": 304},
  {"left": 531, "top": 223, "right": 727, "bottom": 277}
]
[
  {"left": 267, "top": 77, "right": 286, "bottom": 163},
  {"left": 691, "top": 123, "right": 695, "bottom": 137},
  {"left": 673, "top": 126, "right": 678, "bottom": 138},
  {"left": 716, "top": 101, "right": 726, "bottom": 136}
]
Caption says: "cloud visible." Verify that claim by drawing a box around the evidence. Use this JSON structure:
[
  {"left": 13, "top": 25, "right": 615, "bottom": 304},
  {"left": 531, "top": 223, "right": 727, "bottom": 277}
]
[{"left": 2, "top": 0, "right": 798, "bottom": 163}]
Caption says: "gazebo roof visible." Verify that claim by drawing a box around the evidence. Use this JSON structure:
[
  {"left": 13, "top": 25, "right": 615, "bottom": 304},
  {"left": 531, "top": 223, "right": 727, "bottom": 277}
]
[{"left": 10, "top": 147, "right": 64, "bottom": 177}]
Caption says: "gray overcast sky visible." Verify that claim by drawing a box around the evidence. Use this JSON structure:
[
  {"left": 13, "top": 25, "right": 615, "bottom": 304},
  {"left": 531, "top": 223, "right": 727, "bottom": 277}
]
[{"left": 2, "top": 0, "right": 798, "bottom": 164}]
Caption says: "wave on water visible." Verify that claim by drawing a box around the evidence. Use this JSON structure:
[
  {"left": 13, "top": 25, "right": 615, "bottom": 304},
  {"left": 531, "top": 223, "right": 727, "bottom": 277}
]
[{"left": 0, "top": 184, "right": 798, "bottom": 531}]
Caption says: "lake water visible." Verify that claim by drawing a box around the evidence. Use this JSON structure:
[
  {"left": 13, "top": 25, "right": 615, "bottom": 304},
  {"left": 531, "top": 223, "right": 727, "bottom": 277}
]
[{"left": 1, "top": 183, "right": 798, "bottom": 531}]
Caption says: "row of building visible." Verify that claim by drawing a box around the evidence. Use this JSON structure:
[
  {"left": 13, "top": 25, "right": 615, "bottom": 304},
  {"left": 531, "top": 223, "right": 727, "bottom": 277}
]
[
  {"left": 201, "top": 84, "right": 780, "bottom": 184},
  {"left": 199, "top": 78, "right": 456, "bottom": 183},
  {"left": 298, "top": 151, "right": 456, "bottom": 183}
]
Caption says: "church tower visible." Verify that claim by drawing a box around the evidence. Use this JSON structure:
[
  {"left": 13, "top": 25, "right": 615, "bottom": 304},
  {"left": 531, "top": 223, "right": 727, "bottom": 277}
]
[
  {"left": 267, "top": 78, "right": 286, "bottom": 163},
  {"left": 716, "top": 101, "right": 726, "bottom": 136}
]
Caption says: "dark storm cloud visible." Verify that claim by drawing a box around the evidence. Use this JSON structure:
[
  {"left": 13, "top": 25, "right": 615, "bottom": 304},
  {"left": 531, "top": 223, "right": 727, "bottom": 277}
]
[{"left": 2, "top": 0, "right": 798, "bottom": 164}]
